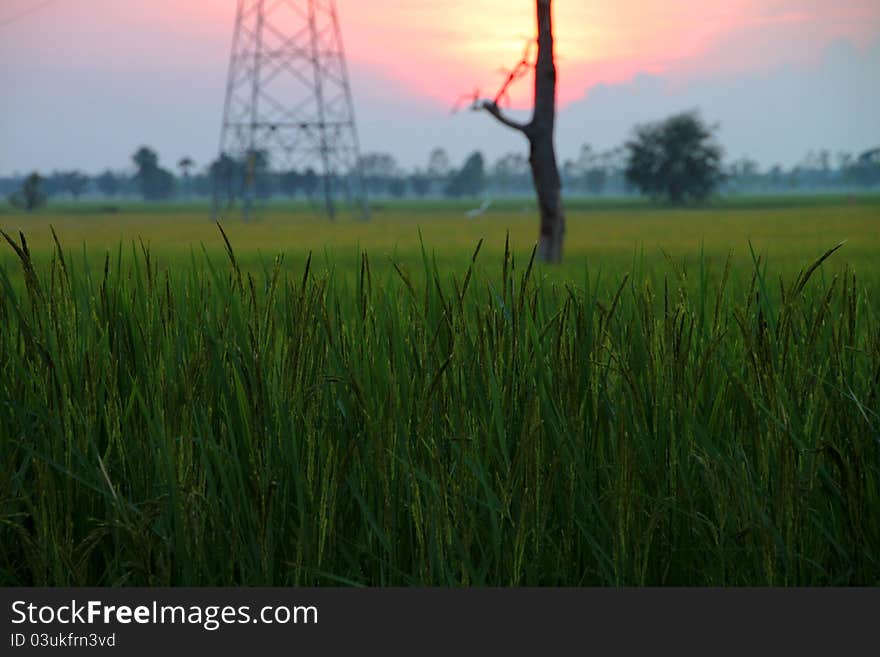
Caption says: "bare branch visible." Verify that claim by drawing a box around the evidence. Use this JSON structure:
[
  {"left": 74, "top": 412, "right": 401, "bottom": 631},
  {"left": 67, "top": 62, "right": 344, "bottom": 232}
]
[
  {"left": 451, "top": 88, "right": 480, "bottom": 115},
  {"left": 492, "top": 39, "right": 537, "bottom": 106},
  {"left": 475, "top": 100, "right": 530, "bottom": 135},
  {"left": 452, "top": 39, "right": 535, "bottom": 116}
]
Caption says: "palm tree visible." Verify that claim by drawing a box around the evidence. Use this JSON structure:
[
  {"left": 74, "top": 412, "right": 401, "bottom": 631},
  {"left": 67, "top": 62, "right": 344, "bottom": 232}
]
[{"left": 178, "top": 157, "right": 195, "bottom": 199}]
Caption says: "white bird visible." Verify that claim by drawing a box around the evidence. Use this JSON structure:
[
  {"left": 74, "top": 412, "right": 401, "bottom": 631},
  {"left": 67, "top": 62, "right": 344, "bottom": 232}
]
[{"left": 465, "top": 198, "right": 492, "bottom": 219}]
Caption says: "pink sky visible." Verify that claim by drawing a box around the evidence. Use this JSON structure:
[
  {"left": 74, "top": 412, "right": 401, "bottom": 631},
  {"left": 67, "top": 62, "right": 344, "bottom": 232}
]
[
  {"left": 346, "top": 0, "right": 880, "bottom": 104},
  {"left": 1, "top": 1, "right": 878, "bottom": 174},
  {"left": 3, "top": 0, "right": 878, "bottom": 105}
]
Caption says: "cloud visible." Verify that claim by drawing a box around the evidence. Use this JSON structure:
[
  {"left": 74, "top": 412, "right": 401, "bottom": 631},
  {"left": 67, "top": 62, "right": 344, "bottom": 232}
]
[{"left": 555, "top": 37, "right": 880, "bottom": 168}]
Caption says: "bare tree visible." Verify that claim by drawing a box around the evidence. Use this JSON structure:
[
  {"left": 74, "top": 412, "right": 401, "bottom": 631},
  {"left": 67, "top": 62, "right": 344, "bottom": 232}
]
[{"left": 468, "top": 0, "right": 565, "bottom": 263}]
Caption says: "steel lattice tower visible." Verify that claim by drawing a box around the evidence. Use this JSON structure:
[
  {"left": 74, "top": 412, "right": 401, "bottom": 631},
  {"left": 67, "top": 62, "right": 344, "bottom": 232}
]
[{"left": 217, "top": 0, "right": 369, "bottom": 220}]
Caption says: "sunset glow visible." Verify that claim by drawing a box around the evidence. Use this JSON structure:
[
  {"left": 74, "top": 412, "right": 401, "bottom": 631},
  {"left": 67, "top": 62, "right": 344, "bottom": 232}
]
[
  {"left": 3, "top": 0, "right": 877, "bottom": 107},
  {"left": 339, "top": 0, "right": 880, "bottom": 105},
  {"left": 1, "top": 0, "right": 878, "bottom": 174}
]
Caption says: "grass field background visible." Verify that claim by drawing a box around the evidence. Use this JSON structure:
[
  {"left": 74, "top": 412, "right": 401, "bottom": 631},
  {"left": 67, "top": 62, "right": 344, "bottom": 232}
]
[
  {"left": 2, "top": 196, "right": 878, "bottom": 280},
  {"left": 1, "top": 196, "right": 878, "bottom": 586}
]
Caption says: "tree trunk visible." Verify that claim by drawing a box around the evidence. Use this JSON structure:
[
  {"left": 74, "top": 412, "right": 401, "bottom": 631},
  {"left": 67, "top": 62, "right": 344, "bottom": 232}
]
[
  {"left": 530, "top": 133, "right": 564, "bottom": 264},
  {"left": 481, "top": 0, "right": 565, "bottom": 263}
]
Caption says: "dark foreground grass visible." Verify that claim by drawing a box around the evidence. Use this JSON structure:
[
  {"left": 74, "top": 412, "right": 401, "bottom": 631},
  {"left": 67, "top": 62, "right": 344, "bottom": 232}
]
[{"left": 0, "top": 228, "right": 878, "bottom": 586}]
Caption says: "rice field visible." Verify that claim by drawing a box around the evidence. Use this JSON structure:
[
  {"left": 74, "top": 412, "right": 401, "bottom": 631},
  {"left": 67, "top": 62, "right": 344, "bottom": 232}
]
[{"left": 0, "top": 197, "right": 878, "bottom": 585}]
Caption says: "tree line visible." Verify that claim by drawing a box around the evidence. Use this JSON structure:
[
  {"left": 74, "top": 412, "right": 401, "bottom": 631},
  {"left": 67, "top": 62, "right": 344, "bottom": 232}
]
[{"left": 4, "top": 112, "right": 879, "bottom": 211}]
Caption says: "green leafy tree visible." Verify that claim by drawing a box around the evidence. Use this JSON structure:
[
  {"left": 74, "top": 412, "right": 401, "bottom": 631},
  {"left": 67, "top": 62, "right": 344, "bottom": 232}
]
[
  {"left": 59, "top": 171, "right": 89, "bottom": 200},
  {"left": 625, "top": 111, "right": 724, "bottom": 204},
  {"left": 132, "top": 146, "right": 176, "bottom": 201},
  {"left": 8, "top": 173, "right": 46, "bottom": 212},
  {"left": 96, "top": 170, "right": 121, "bottom": 197},
  {"left": 445, "top": 152, "right": 486, "bottom": 198}
]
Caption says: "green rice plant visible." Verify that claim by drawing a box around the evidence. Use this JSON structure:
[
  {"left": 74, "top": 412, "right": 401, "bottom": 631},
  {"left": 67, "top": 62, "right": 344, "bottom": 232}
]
[{"left": 0, "top": 224, "right": 877, "bottom": 586}]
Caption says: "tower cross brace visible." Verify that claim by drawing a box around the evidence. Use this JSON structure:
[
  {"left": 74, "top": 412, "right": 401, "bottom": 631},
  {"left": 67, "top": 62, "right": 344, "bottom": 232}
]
[{"left": 217, "top": 0, "right": 369, "bottom": 220}]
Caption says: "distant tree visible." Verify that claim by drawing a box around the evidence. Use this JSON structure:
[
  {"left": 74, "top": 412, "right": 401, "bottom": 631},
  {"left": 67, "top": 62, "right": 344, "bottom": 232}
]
[
  {"left": 149, "top": 170, "right": 176, "bottom": 200},
  {"left": 96, "top": 170, "right": 121, "bottom": 197},
  {"left": 768, "top": 165, "right": 784, "bottom": 190},
  {"left": 388, "top": 177, "right": 407, "bottom": 198},
  {"left": 246, "top": 150, "right": 273, "bottom": 200},
  {"left": 132, "top": 146, "right": 176, "bottom": 201},
  {"left": 210, "top": 154, "right": 240, "bottom": 207},
  {"left": 301, "top": 168, "right": 320, "bottom": 200},
  {"left": 817, "top": 149, "right": 831, "bottom": 175},
  {"left": 851, "top": 147, "right": 880, "bottom": 188},
  {"left": 600, "top": 147, "right": 629, "bottom": 195},
  {"left": 359, "top": 152, "right": 400, "bottom": 195},
  {"left": 427, "top": 148, "right": 452, "bottom": 179},
  {"left": 574, "top": 145, "right": 609, "bottom": 196},
  {"left": 835, "top": 152, "right": 855, "bottom": 187},
  {"left": 279, "top": 170, "right": 303, "bottom": 198},
  {"left": 584, "top": 167, "right": 607, "bottom": 196},
  {"left": 0, "top": 175, "right": 18, "bottom": 198},
  {"left": 409, "top": 171, "right": 431, "bottom": 197},
  {"left": 445, "top": 152, "right": 486, "bottom": 198},
  {"left": 796, "top": 149, "right": 835, "bottom": 188},
  {"left": 133, "top": 146, "right": 159, "bottom": 176},
  {"left": 625, "top": 111, "right": 724, "bottom": 204},
  {"left": 727, "top": 158, "right": 761, "bottom": 193},
  {"left": 58, "top": 171, "right": 89, "bottom": 200},
  {"left": 492, "top": 152, "right": 530, "bottom": 194},
  {"left": 8, "top": 173, "right": 46, "bottom": 212},
  {"left": 189, "top": 172, "right": 211, "bottom": 198},
  {"left": 561, "top": 159, "right": 580, "bottom": 191},
  {"left": 178, "top": 157, "right": 195, "bottom": 198},
  {"left": 560, "top": 145, "right": 607, "bottom": 195}
]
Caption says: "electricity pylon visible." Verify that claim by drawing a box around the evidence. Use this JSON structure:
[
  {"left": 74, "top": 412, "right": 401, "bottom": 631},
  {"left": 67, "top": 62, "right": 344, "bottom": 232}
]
[{"left": 217, "top": 0, "right": 369, "bottom": 220}]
